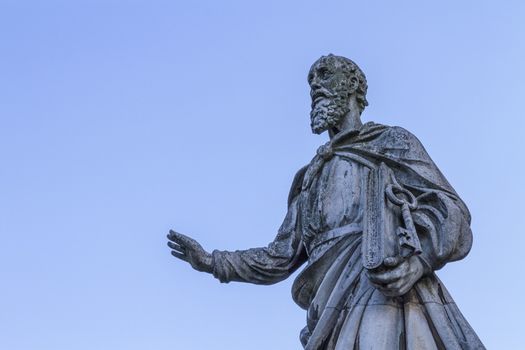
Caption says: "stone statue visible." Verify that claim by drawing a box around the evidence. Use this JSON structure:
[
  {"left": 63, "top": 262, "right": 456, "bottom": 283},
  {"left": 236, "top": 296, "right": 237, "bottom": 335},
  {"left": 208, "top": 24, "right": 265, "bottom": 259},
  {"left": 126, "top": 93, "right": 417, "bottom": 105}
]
[{"left": 167, "top": 54, "right": 485, "bottom": 349}]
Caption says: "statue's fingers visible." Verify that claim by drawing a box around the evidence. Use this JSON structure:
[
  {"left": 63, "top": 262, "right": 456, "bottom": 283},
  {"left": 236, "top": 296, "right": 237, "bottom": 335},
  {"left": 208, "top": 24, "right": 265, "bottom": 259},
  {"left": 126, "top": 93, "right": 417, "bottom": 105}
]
[
  {"left": 171, "top": 250, "right": 188, "bottom": 261},
  {"left": 169, "top": 230, "right": 194, "bottom": 245},
  {"left": 168, "top": 230, "right": 187, "bottom": 244},
  {"left": 384, "top": 278, "right": 405, "bottom": 291},
  {"left": 168, "top": 229, "right": 181, "bottom": 239},
  {"left": 383, "top": 256, "right": 403, "bottom": 267},
  {"left": 167, "top": 241, "right": 186, "bottom": 253},
  {"left": 167, "top": 231, "right": 178, "bottom": 242},
  {"left": 372, "top": 277, "right": 406, "bottom": 295},
  {"left": 397, "top": 285, "right": 411, "bottom": 296},
  {"left": 375, "top": 261, "right": 408, "bottom": 280},
  {"left": 367, "top": 270, "right": 402, "bottom": 285},
  {"left": 178, "top": 235, "right": 197, "bottom": 248}
]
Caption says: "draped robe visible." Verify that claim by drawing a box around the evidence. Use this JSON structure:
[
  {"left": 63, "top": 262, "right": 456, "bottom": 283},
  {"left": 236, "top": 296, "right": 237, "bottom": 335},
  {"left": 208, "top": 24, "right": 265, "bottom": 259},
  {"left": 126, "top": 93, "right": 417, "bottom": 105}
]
[{"left": 212, "top": 122, "right": 485, "bottom": 349}]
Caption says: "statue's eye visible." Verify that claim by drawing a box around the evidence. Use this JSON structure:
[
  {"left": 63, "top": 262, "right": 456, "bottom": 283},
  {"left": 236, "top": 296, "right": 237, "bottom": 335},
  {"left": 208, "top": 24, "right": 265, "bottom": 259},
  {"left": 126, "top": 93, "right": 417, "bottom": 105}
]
[{"left": 319, "top": 68, "right": 331, "bottom": 79}]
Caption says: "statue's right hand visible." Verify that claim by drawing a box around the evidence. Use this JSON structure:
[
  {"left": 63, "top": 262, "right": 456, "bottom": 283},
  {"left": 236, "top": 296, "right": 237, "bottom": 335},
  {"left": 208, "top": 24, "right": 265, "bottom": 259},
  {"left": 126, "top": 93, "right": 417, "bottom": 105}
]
[{"left": 167, "top": 230, "right": 213, "bottom": 273}]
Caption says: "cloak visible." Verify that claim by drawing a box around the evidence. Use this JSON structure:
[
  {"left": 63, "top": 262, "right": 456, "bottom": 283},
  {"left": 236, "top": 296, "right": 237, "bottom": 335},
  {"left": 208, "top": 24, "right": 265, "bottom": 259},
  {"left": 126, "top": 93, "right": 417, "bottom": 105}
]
[{"left": 212, "top": 122, "right": 485, "bottom": 349}]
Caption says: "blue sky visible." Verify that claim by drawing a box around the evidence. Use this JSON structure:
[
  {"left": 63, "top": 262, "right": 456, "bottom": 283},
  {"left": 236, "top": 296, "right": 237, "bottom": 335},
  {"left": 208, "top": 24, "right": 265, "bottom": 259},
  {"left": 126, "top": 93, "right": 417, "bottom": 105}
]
[{"left": 1, "top": 1, "right": 524, "bottom": 349}]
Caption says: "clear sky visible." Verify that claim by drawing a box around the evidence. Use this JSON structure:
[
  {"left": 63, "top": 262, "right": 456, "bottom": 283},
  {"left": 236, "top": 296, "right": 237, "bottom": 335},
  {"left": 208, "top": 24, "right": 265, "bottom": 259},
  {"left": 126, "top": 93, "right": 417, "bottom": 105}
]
[{"left": 1, "top": 1, "right": 524, "bottom": 349}]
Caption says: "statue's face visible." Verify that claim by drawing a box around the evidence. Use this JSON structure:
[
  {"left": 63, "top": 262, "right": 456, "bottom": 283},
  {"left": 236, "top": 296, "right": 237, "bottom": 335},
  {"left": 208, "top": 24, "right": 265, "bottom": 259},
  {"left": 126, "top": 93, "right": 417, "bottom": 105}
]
[{"left": 308, "top": 58, "right": 353, "bottom": 134}]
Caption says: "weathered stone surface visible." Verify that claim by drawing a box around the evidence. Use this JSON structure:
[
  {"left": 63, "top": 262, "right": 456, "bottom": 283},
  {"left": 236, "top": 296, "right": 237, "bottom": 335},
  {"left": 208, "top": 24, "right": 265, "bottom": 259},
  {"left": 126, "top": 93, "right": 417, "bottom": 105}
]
[{"left": 167, "top": 54, "right": 485, "bottom": 349}]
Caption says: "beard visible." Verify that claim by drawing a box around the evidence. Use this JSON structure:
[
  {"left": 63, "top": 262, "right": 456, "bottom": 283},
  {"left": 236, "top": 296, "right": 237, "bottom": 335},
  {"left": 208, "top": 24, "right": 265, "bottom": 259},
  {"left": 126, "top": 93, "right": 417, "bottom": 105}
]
[{"left": 310, "top": 95, "right": 349, "bottom": 134}]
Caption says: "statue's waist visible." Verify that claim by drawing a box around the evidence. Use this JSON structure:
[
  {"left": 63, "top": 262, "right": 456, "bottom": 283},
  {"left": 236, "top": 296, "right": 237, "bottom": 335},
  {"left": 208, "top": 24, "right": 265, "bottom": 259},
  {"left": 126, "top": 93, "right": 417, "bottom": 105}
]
[{"left": 305, "top": 223, "right": 362, "bottom": 258}]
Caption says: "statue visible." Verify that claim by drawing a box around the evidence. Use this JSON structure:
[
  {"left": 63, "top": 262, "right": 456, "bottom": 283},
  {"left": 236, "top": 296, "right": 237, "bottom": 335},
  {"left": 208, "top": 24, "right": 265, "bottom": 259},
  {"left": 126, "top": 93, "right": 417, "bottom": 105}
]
[{"left": 167, "top": 54, "right": 485, "bottom": 349}]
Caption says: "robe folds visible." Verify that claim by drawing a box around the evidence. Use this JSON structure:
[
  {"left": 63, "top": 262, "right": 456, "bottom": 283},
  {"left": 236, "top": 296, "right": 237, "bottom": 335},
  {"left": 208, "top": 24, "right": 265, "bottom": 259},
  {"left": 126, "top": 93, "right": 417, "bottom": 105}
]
[{"left": 212, "top": 122, "right": 485, "bottom": 349}]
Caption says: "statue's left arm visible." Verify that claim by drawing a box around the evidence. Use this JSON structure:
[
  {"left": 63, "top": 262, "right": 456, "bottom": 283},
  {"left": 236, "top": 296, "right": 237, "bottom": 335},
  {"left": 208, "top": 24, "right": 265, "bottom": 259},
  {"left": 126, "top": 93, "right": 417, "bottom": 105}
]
[
  {"left": 396, "top": 126, "right": 473, "bottom": 274},
  {"left": 365, "top": 126, "right": 473, "bottom": 295},
  {"left": 376, "top": 126, "right": 473, "bottom": 274},
  {"left": 367, "top": 186, "right": 473, "bottom": 296},
  {"left": 412, "top": 190, "right": 473, "bottom": 275}
]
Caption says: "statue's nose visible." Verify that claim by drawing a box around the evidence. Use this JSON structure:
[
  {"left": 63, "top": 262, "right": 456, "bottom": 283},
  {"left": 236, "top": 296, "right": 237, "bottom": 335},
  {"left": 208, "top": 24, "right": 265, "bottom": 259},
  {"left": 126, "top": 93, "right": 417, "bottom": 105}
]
[{"left": 310, "top": 80, "right": 322, "bottom": 91}]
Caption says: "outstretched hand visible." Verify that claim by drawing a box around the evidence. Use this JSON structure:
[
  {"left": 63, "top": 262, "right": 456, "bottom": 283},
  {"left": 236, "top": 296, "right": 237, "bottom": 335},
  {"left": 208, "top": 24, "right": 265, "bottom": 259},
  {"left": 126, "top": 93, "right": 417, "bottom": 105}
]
[
  {"left": 366, "top": 256, "right": 424, "bottom": 297},
  {"left": 167, "top": 230, "right": 213, "bottom": 273}
]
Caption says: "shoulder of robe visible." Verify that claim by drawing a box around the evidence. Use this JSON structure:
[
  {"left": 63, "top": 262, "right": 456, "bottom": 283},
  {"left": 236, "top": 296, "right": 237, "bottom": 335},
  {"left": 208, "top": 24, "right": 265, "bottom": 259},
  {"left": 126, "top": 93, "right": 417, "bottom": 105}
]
[
  {"left": 382, "top": 125, "right": 423, "bottom": 148},
  {"left": 370, "top": 125, "right": 433, "bottom": 162},
  {"left": 287, "top": 165, "right": 309, "bottom": 206}
]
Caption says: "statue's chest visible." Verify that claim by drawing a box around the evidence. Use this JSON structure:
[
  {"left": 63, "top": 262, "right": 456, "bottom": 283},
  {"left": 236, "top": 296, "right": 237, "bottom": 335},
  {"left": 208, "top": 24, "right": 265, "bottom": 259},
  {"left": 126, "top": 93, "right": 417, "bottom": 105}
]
[{"left": 300, "top": 156, "right": 366, "bottom": 238}]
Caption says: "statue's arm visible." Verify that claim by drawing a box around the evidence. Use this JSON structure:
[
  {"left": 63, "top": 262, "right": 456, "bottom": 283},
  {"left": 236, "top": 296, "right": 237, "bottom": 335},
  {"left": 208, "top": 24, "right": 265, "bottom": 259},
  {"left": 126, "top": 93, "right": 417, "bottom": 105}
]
[
  {"left": 380, "top": 126, "right": 474, "bottom": 273},
  {"left": 212, "top": 195, "right": 307, "bottom": 285},
  {"left": 366, "top": 182, "right": 473, "bottom": 297},
  {"left": 366, "top": 128, "right": 473, "bottom": 296},
  {"left": 413, "top": 191, "right": 473, "bottom": 275},
  {"left": 168, "top": 167, "right": 308, "bottom": 285}
]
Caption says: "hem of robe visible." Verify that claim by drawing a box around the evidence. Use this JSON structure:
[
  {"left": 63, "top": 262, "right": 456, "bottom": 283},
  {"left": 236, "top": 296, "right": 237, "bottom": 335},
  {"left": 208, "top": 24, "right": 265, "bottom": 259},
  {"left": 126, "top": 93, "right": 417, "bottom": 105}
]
[{"left": 292, "top": 235, "right": 485, "bottom": 350}]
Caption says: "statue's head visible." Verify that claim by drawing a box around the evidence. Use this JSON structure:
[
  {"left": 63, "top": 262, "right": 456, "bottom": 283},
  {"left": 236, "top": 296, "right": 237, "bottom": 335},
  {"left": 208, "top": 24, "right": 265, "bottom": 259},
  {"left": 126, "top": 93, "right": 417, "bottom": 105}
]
[{"left": 308, "top": 54, "right": 368, "bottom": 134}]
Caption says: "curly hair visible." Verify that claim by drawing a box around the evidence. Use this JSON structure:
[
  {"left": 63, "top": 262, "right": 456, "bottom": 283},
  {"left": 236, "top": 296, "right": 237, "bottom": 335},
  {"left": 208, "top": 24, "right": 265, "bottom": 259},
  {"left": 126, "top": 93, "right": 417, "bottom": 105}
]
[{"left": 312, "top": 54, "right": 369, "bottom": 111}]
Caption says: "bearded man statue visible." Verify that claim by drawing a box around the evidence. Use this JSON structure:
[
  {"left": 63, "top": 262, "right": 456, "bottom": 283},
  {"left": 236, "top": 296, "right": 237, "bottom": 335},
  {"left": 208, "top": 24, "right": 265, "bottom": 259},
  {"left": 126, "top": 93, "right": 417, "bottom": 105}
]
[{"left": 167, "top": 54, "right": 486, "bottom": 350}]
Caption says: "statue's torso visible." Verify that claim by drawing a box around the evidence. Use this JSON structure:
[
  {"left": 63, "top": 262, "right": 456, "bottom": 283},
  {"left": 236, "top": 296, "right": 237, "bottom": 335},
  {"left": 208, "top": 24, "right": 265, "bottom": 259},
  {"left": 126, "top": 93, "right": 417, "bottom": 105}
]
[{"left": 300, "top": 155, "right": 367, "bottom": 258}]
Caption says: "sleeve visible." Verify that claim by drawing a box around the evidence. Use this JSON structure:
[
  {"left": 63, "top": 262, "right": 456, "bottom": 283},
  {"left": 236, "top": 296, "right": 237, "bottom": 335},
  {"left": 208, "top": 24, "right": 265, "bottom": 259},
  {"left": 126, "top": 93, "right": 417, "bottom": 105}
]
[
  {"left": 211, "top": 192, "right": 307, "bottom": 285},
  {"left": 412, "top": 190, "right": 473, "bottom": 275}
]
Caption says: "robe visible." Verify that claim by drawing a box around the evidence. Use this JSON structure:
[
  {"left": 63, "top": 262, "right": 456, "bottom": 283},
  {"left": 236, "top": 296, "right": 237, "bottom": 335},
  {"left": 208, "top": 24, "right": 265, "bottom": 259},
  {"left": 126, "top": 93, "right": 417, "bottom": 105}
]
[{"left": 212, "top": 122, "right": 485, "bottom": 349}]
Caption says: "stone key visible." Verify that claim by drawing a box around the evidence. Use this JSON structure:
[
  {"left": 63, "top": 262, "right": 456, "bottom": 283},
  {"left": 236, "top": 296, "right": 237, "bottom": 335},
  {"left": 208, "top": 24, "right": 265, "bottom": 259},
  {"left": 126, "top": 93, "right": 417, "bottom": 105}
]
[{"left": 385, "top": 183, "right": 422, "bottom": 259}]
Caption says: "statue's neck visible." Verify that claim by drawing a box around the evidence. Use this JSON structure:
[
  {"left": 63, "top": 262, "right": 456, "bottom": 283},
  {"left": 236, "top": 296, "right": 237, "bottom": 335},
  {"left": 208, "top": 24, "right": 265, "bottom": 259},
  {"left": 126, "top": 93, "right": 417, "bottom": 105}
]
[{"left": 328, "top": 98, "right": 363, "bottom": 140}]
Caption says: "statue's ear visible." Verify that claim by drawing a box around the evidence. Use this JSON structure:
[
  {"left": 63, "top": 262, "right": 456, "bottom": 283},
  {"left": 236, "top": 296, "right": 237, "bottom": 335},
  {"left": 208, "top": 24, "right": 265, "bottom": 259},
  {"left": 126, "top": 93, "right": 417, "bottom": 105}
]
[{"left": 348, "top": 75, "right": 359, "bottom": 93}]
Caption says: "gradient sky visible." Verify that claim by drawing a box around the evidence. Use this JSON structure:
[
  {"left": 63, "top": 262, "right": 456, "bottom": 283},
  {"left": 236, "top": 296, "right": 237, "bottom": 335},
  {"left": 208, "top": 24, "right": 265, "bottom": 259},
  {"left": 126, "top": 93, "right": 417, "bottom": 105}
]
[{"left": 1, "top": 1, "right": 524, "bottom": 349}]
